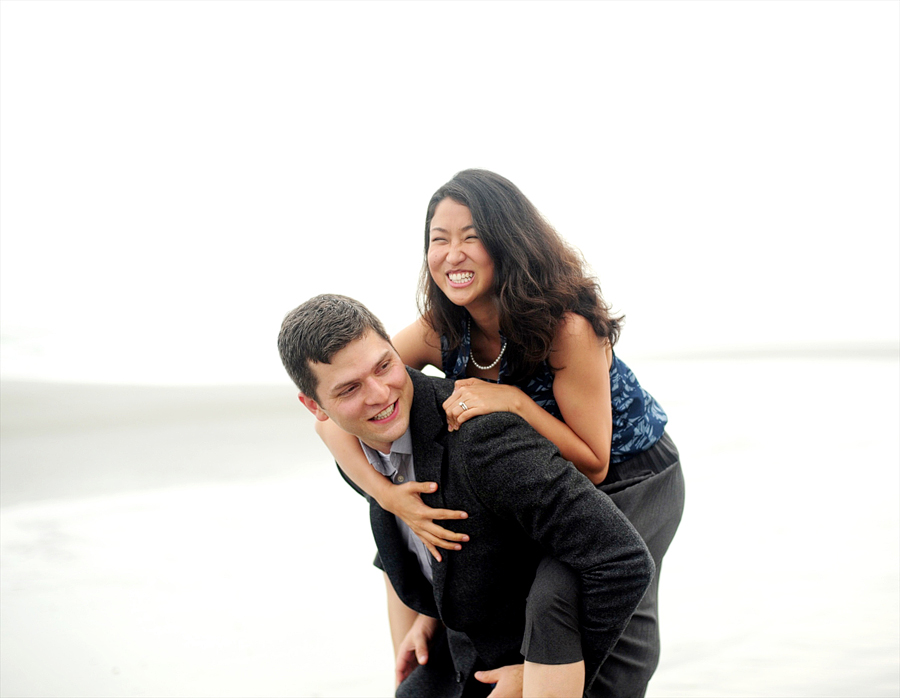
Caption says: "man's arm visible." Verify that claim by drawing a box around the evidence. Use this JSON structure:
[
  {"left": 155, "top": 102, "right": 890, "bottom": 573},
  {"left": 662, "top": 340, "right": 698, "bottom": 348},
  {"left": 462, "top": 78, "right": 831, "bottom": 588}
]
[
  {"left": 460, "top": 413, "right": 655, "bottom": 691},
  {"left": 385, "top": 572, "right": 418, "bottom": 659},
  {"left": 385, "top": 573, "right": 440, "bottom": 688}
]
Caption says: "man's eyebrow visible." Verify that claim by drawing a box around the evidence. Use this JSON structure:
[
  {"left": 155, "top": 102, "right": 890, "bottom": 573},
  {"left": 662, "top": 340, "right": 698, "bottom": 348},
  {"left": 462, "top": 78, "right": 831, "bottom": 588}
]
[{"left": 329, "top": 350, "right": 393, "bottom": 396}]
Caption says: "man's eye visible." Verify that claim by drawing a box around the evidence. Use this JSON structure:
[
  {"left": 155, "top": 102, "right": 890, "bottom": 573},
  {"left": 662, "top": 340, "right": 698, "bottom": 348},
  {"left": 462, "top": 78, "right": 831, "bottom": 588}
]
[{"left": 340, "top": 385, "right": 358, "bottom": 397}]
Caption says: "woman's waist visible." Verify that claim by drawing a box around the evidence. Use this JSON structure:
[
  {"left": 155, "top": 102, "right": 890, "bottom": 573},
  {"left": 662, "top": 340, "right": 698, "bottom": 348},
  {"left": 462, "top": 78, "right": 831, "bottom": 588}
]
[{"left": 603, "top": 431, "right": 679, "bottom": 488}]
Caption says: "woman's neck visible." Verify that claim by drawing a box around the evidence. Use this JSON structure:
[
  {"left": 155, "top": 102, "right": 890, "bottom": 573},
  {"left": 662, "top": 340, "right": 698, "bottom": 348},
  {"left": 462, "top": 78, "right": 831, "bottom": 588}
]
[{"left": 465, "top": 299, "right": 501, "bottom": 339}]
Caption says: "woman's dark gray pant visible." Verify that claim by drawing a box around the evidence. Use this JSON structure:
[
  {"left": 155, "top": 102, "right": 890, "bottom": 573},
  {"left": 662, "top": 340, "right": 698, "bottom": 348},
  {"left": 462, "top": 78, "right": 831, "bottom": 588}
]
[{"left": 521, "top": 433, "right": 685, "bottom": 698}]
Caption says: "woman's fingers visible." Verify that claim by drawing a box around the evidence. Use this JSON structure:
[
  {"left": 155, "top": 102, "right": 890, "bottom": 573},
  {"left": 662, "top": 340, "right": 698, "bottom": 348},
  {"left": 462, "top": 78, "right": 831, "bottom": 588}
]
[
  {"left": 424, "top": 521, "right": 469, "bottom": 543},
  {"left": 442, "top": 393, "right": 465, "bottom": 426},
  {"left": 428, "top": 507, "right": 468, "bottom": 522},
  {"left": 390, "top": 481, "right": 470, "bottom": 554},
  {"left": 406, "top": 480, "right": 438, "bottom": 495},
  {"left": 424, "top": 536, "right": 463, "bottom": 552},
  {"left": 423, "top": 540, "right": 442, "bottom": 562},
  {"left": 443, "top": 379, "right": 519, "bottom": 431},
  {"left": 443, "top": 391, "right": 477, "bottom": 430},
  {"left": 420, "top": 527, "right": 470, "bottom": 556},
  {"left": 451, "top": 405, "right": 479, "bottom": 429}
]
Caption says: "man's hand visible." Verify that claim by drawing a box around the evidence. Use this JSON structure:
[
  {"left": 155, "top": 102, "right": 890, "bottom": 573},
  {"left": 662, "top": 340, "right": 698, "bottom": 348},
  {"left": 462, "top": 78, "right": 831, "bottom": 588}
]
[
  {"left": 474, "top": 663, "right": 524, "bottom": 698},
  {"left": 395, "top": 614, "right": 440, "bottom": 687},
  {"left": 380, "top": 481, "right": 469, "bottom": 562}
]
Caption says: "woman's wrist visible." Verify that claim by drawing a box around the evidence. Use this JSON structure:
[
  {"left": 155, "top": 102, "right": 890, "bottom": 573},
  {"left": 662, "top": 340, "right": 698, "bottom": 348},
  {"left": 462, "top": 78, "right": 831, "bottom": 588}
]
[
  {"left": 508, "top": 385, "right": 534, "bottom": 418},
  {"left": 494, "top": 384, "right": 521, "bottom": 416},
  {"left": 371, "top": 476, "right": 397, "bottom": 511}
]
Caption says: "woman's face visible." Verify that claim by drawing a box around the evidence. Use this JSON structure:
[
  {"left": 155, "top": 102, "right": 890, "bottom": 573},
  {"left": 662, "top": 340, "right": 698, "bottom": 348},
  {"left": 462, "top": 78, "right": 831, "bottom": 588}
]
[{"left": 427, "top": 198, "right": 495, "bottom": 309}]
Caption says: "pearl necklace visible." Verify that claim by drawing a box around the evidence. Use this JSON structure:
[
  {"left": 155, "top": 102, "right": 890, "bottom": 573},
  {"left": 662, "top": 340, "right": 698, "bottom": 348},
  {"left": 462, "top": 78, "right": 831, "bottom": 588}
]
[{"left": 467, "top": 318, "right": 507, "bottom": 371}]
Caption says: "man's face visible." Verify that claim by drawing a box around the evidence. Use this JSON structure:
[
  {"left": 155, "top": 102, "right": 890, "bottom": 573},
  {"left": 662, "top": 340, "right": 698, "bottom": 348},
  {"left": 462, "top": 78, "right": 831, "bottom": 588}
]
[{"left": 299, "top": 331, "right": 413, "bottom": 454}]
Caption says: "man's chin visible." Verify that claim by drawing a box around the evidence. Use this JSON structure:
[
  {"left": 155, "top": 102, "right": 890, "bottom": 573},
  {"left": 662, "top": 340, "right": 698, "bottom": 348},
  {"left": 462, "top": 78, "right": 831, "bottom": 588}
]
[{"left": 367, "top": 418, "right": 408, "bottom": 444}]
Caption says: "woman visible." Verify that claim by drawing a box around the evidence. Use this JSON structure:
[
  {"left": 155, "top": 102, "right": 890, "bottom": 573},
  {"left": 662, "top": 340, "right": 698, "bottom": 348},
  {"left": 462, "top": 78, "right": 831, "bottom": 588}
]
[{"left": 317, "top": 170, "right": 685, "bottom": 697}]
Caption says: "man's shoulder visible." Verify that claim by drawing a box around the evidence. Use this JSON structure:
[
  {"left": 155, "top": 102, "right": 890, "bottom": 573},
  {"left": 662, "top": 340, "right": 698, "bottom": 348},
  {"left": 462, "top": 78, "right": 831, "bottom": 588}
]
[
  {"left": 457, "top": 410, "right": 557, "bottom": 463},
  {"left": 407, "top": 366, "right": 455, "bottom": 401},
  {"left": 463, "top": 410, "right": 530, "bottom": 434}
]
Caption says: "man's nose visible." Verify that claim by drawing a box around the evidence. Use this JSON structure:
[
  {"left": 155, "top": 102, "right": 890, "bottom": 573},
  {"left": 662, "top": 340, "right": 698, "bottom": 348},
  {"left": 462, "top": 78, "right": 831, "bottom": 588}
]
[{"left": 364, "top": 377, "right": 391, "bottom": 404}]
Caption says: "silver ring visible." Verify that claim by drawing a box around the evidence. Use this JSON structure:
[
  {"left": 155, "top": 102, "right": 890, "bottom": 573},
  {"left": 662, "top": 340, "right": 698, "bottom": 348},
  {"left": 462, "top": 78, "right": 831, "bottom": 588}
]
[{"left": 459, "top": 401, "right": 469, "bottom": 411}]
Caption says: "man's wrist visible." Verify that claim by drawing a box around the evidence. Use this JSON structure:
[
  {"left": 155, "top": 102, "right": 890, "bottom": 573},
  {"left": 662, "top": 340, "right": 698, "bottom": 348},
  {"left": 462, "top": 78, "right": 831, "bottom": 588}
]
[{"left": 414, "top": 613, "right": 440, "bottom": 634}]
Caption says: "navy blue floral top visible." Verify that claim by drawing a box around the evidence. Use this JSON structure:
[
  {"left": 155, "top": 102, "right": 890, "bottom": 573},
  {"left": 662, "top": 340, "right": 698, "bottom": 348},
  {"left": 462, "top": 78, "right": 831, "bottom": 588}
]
[{"left": 441, "top": 321, "right": 668, "bottom": 464}]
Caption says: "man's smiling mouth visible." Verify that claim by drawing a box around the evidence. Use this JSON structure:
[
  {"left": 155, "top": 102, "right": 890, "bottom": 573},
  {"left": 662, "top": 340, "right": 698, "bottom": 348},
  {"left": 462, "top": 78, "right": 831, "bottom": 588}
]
[{"left": 371, "top": 402, "right": 396, "bottom": 421}]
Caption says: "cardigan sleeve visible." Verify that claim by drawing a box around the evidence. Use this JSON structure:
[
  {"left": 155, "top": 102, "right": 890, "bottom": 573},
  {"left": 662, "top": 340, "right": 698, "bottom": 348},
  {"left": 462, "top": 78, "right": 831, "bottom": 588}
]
[{"left": 458, "top": 412, "right": 654, "bottom": 689}]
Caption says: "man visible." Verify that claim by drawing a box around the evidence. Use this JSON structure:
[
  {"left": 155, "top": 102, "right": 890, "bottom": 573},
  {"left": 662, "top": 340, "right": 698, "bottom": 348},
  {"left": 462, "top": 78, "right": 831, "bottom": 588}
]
[{"left": 278, "top": 294, "right": 654, "bottom": 697}]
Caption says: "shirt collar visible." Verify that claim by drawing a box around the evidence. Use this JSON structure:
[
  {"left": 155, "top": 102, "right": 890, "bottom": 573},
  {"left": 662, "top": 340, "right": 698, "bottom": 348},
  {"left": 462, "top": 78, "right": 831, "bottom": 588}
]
[{"left": 359, "top": 428, "right": 412, "bottom": 478}]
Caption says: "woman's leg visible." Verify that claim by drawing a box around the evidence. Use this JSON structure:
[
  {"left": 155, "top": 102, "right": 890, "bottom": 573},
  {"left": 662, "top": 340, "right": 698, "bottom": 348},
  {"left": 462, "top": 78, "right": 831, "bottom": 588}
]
[
  {"left": 521, "top": 555, "right": 585, "bottom": 697},
  {"left": 593, "top": 440, "right": 685, "bottom": 698},
  {"left": 524, "top": 660, "right": 585, "bottom": 698}
]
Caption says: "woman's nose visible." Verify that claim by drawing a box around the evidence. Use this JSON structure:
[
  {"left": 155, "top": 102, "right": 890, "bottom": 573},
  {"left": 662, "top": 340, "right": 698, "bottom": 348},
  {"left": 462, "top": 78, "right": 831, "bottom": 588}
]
[{"left": 447, "top": 240, "right": 466, "bottom": 264}]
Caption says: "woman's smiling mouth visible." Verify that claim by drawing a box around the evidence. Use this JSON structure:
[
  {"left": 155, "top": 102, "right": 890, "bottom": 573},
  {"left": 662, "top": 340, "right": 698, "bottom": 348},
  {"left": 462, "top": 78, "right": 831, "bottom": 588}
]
[{"left": 448, "top": 271, "right": 475, "bottom": 286}]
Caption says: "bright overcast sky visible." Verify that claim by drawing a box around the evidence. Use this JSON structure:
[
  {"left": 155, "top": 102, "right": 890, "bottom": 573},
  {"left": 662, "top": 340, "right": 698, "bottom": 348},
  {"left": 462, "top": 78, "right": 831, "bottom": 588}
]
[{"left": 1, "top": 0, "right": 897, "bottom": 384}]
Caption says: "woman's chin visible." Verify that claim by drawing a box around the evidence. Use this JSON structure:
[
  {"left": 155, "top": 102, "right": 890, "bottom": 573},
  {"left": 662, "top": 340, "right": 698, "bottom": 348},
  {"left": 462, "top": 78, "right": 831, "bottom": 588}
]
[{"left": 441, "top": 285, "right": 484, "bottom": 308}]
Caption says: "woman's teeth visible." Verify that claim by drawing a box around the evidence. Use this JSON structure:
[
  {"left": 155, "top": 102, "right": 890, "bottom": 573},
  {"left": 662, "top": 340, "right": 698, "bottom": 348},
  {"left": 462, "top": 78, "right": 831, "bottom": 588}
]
[
  {"left": 449, "top": 272, "right": 474, "bottom": 283},
  {"left": 372, "top": 403, "right": 395, "bottom": 421}
]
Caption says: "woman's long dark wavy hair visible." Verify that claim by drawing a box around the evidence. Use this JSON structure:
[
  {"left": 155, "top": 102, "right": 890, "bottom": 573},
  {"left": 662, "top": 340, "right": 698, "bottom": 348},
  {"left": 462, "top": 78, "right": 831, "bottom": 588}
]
[{"left": 418, "top": 169, "right": 623, "bottom": 382}]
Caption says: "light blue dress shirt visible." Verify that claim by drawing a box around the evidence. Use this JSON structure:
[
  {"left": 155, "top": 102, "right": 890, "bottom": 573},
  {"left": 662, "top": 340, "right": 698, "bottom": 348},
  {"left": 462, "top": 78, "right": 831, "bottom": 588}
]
[{"left": 359, "top": 429, "right": 434, "bottom": 584}]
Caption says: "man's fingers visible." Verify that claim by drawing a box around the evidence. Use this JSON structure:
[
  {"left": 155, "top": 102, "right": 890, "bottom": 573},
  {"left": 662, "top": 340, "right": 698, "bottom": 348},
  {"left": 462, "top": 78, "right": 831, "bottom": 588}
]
[
  {"left": 474, "top": 669, "right": 498, "bottom": 684},
  {"left": 396, "top": 640, "right": 430, "bottom": 686},
  {"left": 396, "top": 650, "right": 418, "bottom": 686},
  {"left": 413, "top": 636, "right": 429, "bottom": 666}
]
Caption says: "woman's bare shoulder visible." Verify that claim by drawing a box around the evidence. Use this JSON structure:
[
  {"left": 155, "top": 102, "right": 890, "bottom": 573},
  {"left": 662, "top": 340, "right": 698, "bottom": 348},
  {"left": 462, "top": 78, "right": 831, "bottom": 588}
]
[
  {"left": 393, "top": 317, "right": 443, "bottom": 370},
  {"left": 554, "top": 312, "right": 612, "bottom": 363}
]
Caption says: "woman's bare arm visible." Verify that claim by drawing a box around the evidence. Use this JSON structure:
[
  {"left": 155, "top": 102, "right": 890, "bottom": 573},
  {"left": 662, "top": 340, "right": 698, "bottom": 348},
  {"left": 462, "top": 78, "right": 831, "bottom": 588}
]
[
  {"left": 443, "top": 313, "right": 613, "bottom": 484},
  {"left": 392, "top": 316, "right": 443, "bottom": 371},
  {"left": 314, "top": 417, "right": 469, "bottom": 560}
]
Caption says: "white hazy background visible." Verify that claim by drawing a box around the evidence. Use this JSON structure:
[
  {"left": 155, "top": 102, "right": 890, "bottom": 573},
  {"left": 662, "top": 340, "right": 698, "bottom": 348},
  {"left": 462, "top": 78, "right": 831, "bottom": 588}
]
[
  {"left": 1, "top": 1, "right": 898, "bottom": 697},
  {"left": 2, "top": 0, "right": 897, "bottom": 382}
]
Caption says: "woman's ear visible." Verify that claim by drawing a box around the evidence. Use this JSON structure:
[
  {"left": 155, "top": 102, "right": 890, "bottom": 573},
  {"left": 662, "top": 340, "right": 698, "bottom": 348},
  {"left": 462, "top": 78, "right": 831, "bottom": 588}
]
[{"left": 298, "top": 392, "right": 329, "bottom": 422}]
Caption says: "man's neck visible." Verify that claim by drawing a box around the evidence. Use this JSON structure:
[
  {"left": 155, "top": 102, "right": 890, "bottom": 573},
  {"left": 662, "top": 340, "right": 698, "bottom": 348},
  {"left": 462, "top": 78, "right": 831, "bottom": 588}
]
[
  {"left": 360, "top": 427, "right": 412, "bottom": 457},
  {"left": 362, "top": 438, "right": 393, "bottom": 455}
]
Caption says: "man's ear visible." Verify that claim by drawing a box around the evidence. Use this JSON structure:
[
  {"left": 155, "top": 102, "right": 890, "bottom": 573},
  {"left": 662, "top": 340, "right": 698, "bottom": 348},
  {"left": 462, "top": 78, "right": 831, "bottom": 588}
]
[{"left": 298, "top": 392, "right": 329, "bottom": 422}]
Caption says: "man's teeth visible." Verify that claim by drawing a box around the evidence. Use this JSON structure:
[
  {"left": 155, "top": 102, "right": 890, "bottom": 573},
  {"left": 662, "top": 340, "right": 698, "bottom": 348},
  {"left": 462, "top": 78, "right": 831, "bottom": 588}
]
[
  {"left": 372, "top": 403, "right": 395, "bottom": 421},
  {"left": 449, "top": 272, "right": 474, "bottom": 283}
]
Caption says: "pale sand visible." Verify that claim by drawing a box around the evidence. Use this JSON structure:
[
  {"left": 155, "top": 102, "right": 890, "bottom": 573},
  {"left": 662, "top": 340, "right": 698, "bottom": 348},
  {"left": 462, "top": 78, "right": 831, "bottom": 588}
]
[{"left": 1, "top": 358, "right": 899, "bottom": 697}]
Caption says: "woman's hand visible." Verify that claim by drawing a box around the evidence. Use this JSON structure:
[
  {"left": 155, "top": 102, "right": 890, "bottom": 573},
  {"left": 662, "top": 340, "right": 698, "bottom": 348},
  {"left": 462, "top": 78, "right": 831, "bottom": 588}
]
[
  {"left": 474, "top": 664, "right": 524, "bottom": 697},
  {"left": 395, "top": 614, "right": 440, "bottom": 687},
  {"left": 380, "top": 481, "right": 469, "bottom": 562},
  {"left": 443, "top": 378, "right": 526, "bottom": 431}
]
